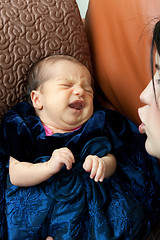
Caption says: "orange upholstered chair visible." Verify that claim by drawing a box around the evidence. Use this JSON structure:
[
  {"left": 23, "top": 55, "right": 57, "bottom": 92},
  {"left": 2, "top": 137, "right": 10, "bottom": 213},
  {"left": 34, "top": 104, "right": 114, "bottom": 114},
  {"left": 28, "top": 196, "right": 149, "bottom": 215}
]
[{"left": 85, "top": 0, "right": 160, "bottom": 125}]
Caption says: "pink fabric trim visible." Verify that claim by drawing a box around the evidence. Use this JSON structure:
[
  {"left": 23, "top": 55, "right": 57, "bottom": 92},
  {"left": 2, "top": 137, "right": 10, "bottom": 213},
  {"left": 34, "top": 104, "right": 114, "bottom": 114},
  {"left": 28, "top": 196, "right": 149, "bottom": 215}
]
[
  {"left": 43, "top": 125, "right": 53, "bottom": 136},
  {"left": 43, "top": 124, "right": 82, "bottom": 136}
]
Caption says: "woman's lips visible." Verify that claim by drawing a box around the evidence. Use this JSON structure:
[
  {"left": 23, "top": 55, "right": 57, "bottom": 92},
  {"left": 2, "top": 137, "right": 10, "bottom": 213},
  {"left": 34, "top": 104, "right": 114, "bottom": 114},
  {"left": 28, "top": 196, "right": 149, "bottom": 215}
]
[
  {"left": 139, "top": 122, "right": 145, "bottom": 134},
  {"left": 138, "top": 108, "right": 145, "bottom": 134}
]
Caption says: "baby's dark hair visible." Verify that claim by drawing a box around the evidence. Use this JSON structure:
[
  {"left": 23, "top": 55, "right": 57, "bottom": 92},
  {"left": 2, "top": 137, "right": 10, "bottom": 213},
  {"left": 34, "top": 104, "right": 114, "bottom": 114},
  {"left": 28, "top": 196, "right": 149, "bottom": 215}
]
[
  {"left": 26, "top": 54, "right": 91, "bottom": 103},
  {"left": 151, "top": 21, "right": 160, "bottom": 99}
]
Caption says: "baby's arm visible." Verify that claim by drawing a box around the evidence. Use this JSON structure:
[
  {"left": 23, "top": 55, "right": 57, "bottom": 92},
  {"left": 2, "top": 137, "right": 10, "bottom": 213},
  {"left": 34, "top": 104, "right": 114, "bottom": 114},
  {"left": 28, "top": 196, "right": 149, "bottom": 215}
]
[
  {"left": 9, "top": 147, "right": 75, "bottom": 187},
  {"left": 83, "top": 154, "right": 116, "bottom": 182}
]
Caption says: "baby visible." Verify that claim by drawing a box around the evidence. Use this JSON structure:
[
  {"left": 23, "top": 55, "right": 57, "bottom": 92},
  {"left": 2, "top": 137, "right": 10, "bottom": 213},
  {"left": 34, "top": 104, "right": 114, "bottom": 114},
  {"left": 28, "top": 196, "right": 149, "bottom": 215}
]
[{"left": 9, "top": 55, "right": 116, "bottom": 187}]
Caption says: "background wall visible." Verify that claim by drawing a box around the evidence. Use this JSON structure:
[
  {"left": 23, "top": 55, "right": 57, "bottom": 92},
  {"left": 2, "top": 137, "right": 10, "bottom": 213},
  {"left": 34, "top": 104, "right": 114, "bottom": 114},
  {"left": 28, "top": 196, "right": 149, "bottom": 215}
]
[{"left": 76, "top": 0, "right": 89, "bottom": 18}]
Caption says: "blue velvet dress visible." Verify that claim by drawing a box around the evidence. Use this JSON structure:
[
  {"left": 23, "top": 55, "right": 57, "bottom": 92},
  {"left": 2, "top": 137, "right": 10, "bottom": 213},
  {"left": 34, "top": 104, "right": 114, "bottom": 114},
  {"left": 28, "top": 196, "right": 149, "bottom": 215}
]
[{"left": 0, "top": 102, "right": 160, "bottom": 240}]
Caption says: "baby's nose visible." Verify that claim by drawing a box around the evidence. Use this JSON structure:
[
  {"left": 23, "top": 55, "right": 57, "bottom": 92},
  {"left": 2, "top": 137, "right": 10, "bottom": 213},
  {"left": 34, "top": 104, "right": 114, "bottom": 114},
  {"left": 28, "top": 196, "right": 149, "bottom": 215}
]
[{"left": 73, "top": 85, "right": 84, "bottom": 95}]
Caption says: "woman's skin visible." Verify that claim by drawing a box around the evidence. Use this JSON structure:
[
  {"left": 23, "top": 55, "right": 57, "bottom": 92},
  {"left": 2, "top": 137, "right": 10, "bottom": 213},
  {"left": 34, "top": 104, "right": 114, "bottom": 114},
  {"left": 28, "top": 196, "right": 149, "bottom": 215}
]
[{"left": 138, "top": 51, "right": 160, "bottom": 161}]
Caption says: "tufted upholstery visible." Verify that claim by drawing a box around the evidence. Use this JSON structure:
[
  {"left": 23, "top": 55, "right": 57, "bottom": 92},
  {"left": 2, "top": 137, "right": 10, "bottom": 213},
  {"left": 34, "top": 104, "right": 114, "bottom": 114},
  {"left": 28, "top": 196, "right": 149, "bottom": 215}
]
[
  {"left": 85, "top": 0, "right": 160, "bottom": 125},
  {"left": 0, "top": 0, "right": 92, "bottom": 122}
]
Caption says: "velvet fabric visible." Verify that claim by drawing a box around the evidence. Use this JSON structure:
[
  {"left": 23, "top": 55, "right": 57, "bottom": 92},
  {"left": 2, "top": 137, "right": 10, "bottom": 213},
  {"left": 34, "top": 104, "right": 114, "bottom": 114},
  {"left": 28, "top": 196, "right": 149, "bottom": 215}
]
[{"left": 0, "top": 102, "right": 160, "bottom": 239}]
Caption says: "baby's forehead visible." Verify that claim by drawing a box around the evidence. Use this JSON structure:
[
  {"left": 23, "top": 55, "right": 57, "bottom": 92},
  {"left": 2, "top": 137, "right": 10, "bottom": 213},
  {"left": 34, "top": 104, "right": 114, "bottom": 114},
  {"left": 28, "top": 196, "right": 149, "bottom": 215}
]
[
  {"left": 39, "top": 57, "right": 92, "bottom": 85},
  {"left": 43, "top": 58, "right": 90, "bottom": 76}
]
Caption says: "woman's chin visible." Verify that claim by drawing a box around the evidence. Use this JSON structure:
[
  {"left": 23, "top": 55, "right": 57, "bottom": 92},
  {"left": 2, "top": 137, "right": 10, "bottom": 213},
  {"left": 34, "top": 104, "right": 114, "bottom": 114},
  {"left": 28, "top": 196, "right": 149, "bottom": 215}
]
[
  {"left": 145, "top": 140, "right": 159, "bottom": 159},
  {"left": 145, "top": 140, "right": 152, "bottom": 156}
]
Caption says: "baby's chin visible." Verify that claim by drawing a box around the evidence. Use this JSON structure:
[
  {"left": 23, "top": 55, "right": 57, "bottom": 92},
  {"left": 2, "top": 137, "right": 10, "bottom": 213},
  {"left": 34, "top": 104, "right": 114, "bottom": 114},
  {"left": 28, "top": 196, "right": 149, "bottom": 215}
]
[
  {"left": 63, "top": 120, "right": 85, "bottom": 132},
  {"left": 63, "top": 111, "right": 93, "bottom": 131}
]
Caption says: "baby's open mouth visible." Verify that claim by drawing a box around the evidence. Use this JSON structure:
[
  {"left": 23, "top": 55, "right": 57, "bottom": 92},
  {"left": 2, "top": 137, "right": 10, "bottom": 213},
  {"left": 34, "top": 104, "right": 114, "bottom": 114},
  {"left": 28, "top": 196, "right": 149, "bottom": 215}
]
[{"left": 69, "top": 100, "right": 84, "bottom": 110}]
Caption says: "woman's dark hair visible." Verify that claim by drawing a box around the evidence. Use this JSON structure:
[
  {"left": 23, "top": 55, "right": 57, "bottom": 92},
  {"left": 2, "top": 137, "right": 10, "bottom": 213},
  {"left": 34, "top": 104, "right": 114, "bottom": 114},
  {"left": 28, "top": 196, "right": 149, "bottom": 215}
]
[{"left": 151, "top": 21, "right": 160, "bottom": 100}]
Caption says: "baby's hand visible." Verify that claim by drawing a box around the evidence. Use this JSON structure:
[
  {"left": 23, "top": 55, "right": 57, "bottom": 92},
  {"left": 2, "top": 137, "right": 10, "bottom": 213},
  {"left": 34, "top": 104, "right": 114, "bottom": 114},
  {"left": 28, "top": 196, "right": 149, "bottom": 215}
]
[
  {"left": 83, "top": 155, "right": 105, "bottom": 182},
  {"left": 47, "top": 147, "right": 75, "bottom": 175}
]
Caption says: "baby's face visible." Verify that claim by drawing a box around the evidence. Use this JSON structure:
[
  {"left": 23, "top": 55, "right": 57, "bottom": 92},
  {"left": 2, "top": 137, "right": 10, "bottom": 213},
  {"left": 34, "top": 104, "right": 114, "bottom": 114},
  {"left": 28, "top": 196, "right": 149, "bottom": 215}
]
[{"left": 34, "top": 59, "right": 93, "bottom": 132}]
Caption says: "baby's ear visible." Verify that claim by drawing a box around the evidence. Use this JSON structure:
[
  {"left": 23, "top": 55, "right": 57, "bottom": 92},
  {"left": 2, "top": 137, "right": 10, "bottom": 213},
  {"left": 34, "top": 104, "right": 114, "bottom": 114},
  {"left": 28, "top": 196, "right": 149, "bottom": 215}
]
[{"left": 30, "top": 90, "right": 43, "bottom": 110}]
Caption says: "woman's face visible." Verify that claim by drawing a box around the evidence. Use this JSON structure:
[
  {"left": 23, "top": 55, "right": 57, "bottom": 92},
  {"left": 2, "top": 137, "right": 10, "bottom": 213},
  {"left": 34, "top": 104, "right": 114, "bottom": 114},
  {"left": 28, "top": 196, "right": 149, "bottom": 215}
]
[{"left": 138, "top": 51, "right": 160, "bottom": 159}]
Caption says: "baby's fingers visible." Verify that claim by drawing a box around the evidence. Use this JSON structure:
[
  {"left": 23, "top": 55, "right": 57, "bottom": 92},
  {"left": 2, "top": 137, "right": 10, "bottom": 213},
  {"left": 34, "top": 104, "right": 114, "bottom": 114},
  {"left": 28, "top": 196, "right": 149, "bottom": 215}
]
[
  {"left": 59, "top": 149, "right": 74, "bottom": 170},
  {"left": 89, "top": 156, "right": 100, "bottom": 180},
  {"left": 83, "top": 156, "right": 92, "bottom": 172},
  {"left": 60, "top": 147, "right": 75, "bottom": 163},
  {"left": 94, "top": 161, "right": 105, "bottom": 182},
  {"left": 50, "top": 147, "right": 75, "bottom": 172},
  {"left": 83, "top": 156, "right": 105, "bottom": 182}
]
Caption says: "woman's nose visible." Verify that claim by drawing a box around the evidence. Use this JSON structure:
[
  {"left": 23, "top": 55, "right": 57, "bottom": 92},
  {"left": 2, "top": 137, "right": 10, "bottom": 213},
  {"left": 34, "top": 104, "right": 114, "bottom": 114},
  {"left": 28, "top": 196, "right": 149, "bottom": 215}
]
[{"left": 140, "top": 81, "right": 154, "bottom": 105}]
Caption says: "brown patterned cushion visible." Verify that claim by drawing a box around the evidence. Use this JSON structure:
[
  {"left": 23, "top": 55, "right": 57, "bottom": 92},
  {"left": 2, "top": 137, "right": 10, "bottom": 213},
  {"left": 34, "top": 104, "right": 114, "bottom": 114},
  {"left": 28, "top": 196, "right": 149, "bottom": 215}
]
[{"left": 0, "top": 0, "right": 92, "bottom": 122}]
